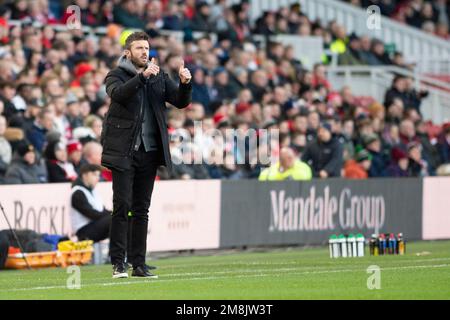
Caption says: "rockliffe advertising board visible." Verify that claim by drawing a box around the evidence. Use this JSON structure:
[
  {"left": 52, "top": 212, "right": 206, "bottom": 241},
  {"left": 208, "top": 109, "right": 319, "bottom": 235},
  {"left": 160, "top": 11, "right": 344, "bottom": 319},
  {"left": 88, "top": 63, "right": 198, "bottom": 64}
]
[{"left": 219, "top": 179, "right": 422, "bottom": 247}]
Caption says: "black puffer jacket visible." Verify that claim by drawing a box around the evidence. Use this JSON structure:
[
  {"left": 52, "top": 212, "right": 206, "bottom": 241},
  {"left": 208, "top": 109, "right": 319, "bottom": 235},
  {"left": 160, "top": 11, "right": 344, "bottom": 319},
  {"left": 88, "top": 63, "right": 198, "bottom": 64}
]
[
  {"left": 301, "top": 137, "right": 344, "bottom": 177},
  {"left": 101, "top": 56, "right": 192, "bottom": 172}
]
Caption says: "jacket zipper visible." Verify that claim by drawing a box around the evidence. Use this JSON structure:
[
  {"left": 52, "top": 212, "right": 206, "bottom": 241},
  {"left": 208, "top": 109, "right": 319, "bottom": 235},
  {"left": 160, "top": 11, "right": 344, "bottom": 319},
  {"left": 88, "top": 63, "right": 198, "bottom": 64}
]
[{"left": 128, "top": 88, "right": 145, "bottom": 157}]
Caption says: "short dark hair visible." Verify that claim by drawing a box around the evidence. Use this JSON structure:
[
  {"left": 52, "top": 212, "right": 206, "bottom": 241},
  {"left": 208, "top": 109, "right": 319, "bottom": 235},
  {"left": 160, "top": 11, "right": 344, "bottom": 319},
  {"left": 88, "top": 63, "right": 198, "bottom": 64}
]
[
  {"left": 80, "top": 164, "right": 102, "bottom": 176},
  {"left": 125, "top": 31, "right": 150, "bottom": 50}
]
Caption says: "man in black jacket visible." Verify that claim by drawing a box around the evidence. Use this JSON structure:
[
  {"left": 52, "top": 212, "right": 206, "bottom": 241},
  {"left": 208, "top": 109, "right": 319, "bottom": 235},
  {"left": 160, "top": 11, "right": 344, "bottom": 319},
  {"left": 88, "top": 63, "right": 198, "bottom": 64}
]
[
  {"left": 302, "top": 122, "right": 344, "bottom": 178},
  {"left": 101, "top": 32, "right": 192, "bottom": 279}
]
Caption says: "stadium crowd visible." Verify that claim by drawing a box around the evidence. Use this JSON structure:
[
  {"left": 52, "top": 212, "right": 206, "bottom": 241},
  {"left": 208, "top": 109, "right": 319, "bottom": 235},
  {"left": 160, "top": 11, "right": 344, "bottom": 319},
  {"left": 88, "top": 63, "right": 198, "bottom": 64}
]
[
  {"left": 344, "top": 0, "right": 450, "bottom": 40},
  {"left": 0, "top": 0, "right": 449, "bottom": 184}
]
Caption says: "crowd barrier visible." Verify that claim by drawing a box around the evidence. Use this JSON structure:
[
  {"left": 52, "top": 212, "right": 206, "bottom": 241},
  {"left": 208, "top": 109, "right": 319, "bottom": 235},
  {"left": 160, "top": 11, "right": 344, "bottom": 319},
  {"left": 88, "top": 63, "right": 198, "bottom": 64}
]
[{"left": 0, "top": 178, "right": 448, "bottom": 252}]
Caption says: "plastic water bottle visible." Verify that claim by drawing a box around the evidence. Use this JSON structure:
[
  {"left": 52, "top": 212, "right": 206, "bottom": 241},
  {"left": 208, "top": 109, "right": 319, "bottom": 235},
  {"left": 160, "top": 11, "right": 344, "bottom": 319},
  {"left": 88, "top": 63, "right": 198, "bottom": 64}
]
[
  {"left": 369, "top": 234, "right": 376, "bottom": 256},
  {"left": 378, "top": 233, "right": 386, "bottom": 255},
  {"left": 339, "top": 234, "right": 348, "bottom": 258},
  {"left": 388, "top": 233, "right": 396, "bottom": 255},
  {"left": 329, "top": 235, "right": 336, "bottom": 258},
  {"left": 347, "top": 234, "right": 356, "bottom": 257},
  {"left": 356, "top": 233, "right": 365, "bottom": 257},
  {"left": 397, "top": 233, "right": 405, "bottom": 255},
  {"left": 330, "top": 234, "right": 340, "bottom": 258}
]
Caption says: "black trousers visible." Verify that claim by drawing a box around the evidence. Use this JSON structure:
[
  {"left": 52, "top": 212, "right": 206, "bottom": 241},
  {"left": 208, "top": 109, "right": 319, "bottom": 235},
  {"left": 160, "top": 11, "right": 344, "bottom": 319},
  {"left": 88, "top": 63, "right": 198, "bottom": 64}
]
[
  {"left": 109, "top": 145, "right": 161, "bottom": 266},
  {"left": 76, "top": 215, "right": 111, "bottom": 243}
]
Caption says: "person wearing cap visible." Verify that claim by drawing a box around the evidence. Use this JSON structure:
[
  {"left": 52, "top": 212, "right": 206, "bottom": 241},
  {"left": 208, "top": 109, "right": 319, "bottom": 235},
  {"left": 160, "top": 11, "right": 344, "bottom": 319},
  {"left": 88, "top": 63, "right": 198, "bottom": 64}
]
[
  {"left": 302, "top": 121, "right": 343, "bottom": 178},
  {"left": 67, "top": 140, "right": 83, "bottom": 174},
  {"left": 363, "top": 133, "right": 389, "bottom": 177},
  {"left": 4, "top": 141, "right": 48, "bottom": 184},
  {"left": 387, "top": 147, "right": 410, "bottom": 177},
  {"left": 102, "top": 31, "right": 191, "bottom": 279},
  {"left": 66, "top": 93, "right": 83, "bottom": 129},
  {"left": 71, "top": 164, "right": 111, "bottom": 243},
  {"left": 235, "top": 101, "right": 253, "bottom": 124},
  {"left": 259, "top": 147, "right": 312, "bottom": 181},
  {"left": 344, "top": 149, "right": 372, "bottom": 179}
]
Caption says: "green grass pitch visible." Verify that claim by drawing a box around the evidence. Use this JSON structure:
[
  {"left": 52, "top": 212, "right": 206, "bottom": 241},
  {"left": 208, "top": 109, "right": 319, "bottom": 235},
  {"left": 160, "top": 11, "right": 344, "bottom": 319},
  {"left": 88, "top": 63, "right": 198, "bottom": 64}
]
[{"left": 0, "top": 240, "right": 449, "bottom": 300}]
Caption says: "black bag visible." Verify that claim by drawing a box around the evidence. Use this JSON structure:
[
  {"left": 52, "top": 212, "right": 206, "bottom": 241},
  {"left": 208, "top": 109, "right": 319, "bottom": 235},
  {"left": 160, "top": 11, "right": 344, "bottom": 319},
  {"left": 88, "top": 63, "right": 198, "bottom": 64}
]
[{"left": 0, "top": 231, "right": 9, "bottom": 270}]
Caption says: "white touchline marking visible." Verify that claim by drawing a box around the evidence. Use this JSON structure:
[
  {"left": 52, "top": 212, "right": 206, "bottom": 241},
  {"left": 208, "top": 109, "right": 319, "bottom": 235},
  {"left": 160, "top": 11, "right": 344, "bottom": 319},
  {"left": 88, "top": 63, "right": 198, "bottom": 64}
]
[
  {"left": 2, "top": 263, "right": 449, "bottom": 293},
  {"left": 151, "top": 257, "right": 450, "bottom": 269}
]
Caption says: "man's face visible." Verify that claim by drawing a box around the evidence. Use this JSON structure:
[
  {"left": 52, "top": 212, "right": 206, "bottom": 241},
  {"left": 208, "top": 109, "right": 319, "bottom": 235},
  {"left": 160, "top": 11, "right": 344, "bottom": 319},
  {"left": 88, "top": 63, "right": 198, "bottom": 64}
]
[
  {"left": 127, "top": 40, "right": 150, "bottom": 68},
  {"left": 409, "top": 146, "right": 421, "bottom": 162},
  {"left": 69, "top": 150, "right": 82, "bottom": 164},
  {"left": 24, "top": 151, "right": 35, "bottom": 165},
  {"left": 308, "top": 112, "right": 320, "bottom": 130},
  {"left": 368, "top": 139, "right": 381, "bottom": 152},
  {"left": 399, "top": 158, "right": 409, "bottom": 171},
  {"left": 280, "top": 149, "right": 296, "bottom": 170},
  {"left": 41, "top": 113, "right": 54, "bottom": 130},
  {"left": 2, "top": 86, "right": 16, "bottom": 100},
  {"left": 294, "top": 116, "right": 308, "bottom": 133},
  {"left": 318, "top": 127, "right": 331, "bottom": 142}
]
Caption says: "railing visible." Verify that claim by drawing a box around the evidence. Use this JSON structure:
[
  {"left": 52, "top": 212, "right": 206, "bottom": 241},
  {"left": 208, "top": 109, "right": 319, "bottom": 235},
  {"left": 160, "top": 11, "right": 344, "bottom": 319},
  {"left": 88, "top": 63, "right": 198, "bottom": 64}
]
[
  {"left": 239, "top": 0, "right": 450, "bottom": 70},
  {"left": 326, "top": 65, "right": 450, "bottom": 124}
]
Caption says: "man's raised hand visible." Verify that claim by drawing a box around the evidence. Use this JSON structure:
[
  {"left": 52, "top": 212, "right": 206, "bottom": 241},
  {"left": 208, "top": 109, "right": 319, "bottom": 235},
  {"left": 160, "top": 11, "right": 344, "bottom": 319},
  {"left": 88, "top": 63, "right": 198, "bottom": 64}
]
[
  {"left": 178, "top": 61, "right": 192, "bottom": 84},
  {"left": 143, "top": 57, "right": 160, "bottom": 78}
]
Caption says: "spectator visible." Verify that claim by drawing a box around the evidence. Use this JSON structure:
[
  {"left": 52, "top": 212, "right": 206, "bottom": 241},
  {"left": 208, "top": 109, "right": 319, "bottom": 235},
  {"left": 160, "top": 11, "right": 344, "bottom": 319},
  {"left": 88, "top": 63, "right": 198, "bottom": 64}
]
[
  {"left": 416, "top": 120, "right": 440, "bottom": 173},
  {"left": 385, "top": 98, "right": 404, "bottom": 126},
  {"left": 358, "top": 35, "right": 380, "bottom": 65},
  {"left": 44, "top": 140, "right": 78, "bottom": 183},
  {"left": 311, "top": 63, "right": 331, "bottom": 90},
  {"left": 0, "top": 81, "right": 18, "bottom": 121},
  {"left": 407, "top": 142, "right": 429, "bottom": 177},
  {"left": 0, "top": 2, "right": 446, "bottom": 183},
  {"left": 212, "top": 67, "right": 235, "bottom": 104},
  {"left": 4, "top": 142, "right": 48, "bottom": 184},
  {"left": 71, "top": 164, "right": 111, "bottom": 243},
  {"left": 403, "top": 77, "right": 429, "bottom": 114},
  {"left": 338, "top": 33, "right": 364, "bottom": 66},
  {"left": 82, "top": 141, "right": 111, "bottom": 182},
  {"left": 302, "top": 122, "right": 343, "bottom": 178},
  {"left": 387, "top": 147, "right": 410, "bottom": 177},
  {"left": 83, "top": 114, "right": 103, "bottom": 142},
  {"left": 384, "top": 75, "right": 408, "bottom": 108},
  {"left": 191, "top": 1, "right": 215, "bottom": 31},
  {"left": 371, "top": 39, "right": 392, "bottom": 65},
  {"left": 344, "top": 149, "right": 372, "bottom": 179},
  {"left": 0, "top": 115, "right": 11, "bottom": 182},
  {"left": 259, "top": 147, "right": 312, "bottom": 181},
  {"left": 66, "top": 94, "right": 84, "bottom": 130},
  {"left": 399, "top": 119, "right": 420, "bottom": 149},
  {"left": 67, "top": 139, "right": 83, "bottom": 174},
  {"left": 82, "top": 141, "right": 103, "bottom": 166},
  {"left": 437, "top": 123, "right": 450, "bottom": 164},
  {"left": 113, "top": 0, "right": 145, "bottom": 29},
  {"left": 171, "top": 143, "right": 210, "bottom": 180},
  {"left": 26, "top": 109, "right": 55, "bottom": 153},
  {"left": 363, "top": 133, "right": 389, "bottom": 177}
]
